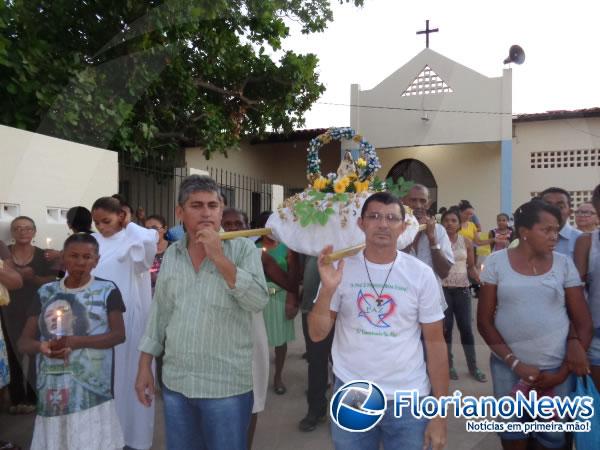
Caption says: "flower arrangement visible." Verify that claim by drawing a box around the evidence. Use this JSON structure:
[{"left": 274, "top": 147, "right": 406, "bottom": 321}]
[{"left": 307, "top": 127, "right": 381, "bottom": 194}]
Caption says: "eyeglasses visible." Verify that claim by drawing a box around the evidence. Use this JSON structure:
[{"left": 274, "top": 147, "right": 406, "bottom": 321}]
[
  {"left": 147, "top": 226, "right": 163, "bottom": 231},
  {"left": 575, "top": 210, "right": 596, "bottom": 217},
  {"left": 364, "top": 213, "right": 403, "bottom": 224}
]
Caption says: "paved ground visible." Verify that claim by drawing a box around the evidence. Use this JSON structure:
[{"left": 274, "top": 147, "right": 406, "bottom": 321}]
[{"left": 1, "top": 311, "right": 502, "bottom": 449}]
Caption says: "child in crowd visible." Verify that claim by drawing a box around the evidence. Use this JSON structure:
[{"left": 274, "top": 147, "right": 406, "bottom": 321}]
[
  {"left": 90, "top": 196, "right": 157, "bottom": 450},
  {"left": 18, "top": 233, "right": 126, "bottom": 450},
  {"left": 489, "top": 213, "right": 514, "bottom": 252}
]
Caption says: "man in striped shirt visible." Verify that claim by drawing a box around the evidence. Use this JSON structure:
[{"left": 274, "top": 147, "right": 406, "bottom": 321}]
[{"left": 135, "top": 175, "right": 269, "bottom": 450}]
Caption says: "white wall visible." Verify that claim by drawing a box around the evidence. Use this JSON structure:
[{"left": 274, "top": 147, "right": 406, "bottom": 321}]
[
  {"left": 512, "top": 118, "right": 600, "bottom": 211},
  {"left": 0, "top": 125, "right": 118, "bottom": 248},
  {"left": 351, "top": 49, "right": 512, "bottom": 149}
]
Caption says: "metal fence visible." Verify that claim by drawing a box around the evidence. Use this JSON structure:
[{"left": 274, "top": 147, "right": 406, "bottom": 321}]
[
  {"left": 118, "top": 151, "right": 187, "bottom": 227},
  {"left": 204, "top": 166, "right": 277, "bottom": 226},
  {"left": 118, "top": 153, "right": 289, "bottom": 228}
]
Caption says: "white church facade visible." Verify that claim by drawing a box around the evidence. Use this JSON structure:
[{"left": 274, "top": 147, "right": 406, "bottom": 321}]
[{"left": 187, "top": 48, "right": 599, "bottom": 230}]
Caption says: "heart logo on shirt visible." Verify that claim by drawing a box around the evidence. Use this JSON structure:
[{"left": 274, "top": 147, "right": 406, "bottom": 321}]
[{"left": 357, "top": 290, "right": 396, "bottom": 328}]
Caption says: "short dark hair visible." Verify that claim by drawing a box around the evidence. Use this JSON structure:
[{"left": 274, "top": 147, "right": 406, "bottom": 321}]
[
  {"left": 592, "top": 184, "right": 600, "bottom": 206},
  {"left": 178, "top": 175, "right": 222, "bottom": 206},
  {"left": 11, "top": 216, "right": 36, "bottom": 231},
  {"left": 497, "top": 213, "right": 510, "bottom": 221},
  {"left": 145, "top": 214, "right": 167, "bottom": 228},
  {"left": 540, "top": 187, "right": 572, "bottom": 207},
  {"left": 63, "top": 232, "right": 99, "bottom": 254},
  {"left": 441, "top": 207, "right": 461, "bottom": 224},
  {"left": 111, "top": 194, "right": 132, "bottom": 213},
  {"left": 223, "top": 207, "right": 249, "bottom": 227},
  {"left": 457, "top": 200, "right": 474, "bottom": 212},
  {"left": 255, "top": 211, "right": 273, "bottom": 229},
  {"left": 66, "top": 207, "right": 92, "bottom": 233},
  {"left": 92, "top": 196, "right": 122, "bottom": 214},
  {"left": 514, "top": 199, "right": 561, "bottom": 232},
  {"left": 361, "top": 192, "right": 406, "bottom": 219}
]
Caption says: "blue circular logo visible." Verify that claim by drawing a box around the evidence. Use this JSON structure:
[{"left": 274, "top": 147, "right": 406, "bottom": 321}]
[{"left": 330, "top": 380, "right": 387, "bottom": 432}]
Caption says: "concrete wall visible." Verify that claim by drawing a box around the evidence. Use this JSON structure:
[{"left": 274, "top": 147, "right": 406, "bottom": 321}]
[
  {"left": 379, "top": 143, "right": 501, "bottom": 230},
  {"left": 512, "top": 118, "right": 600, "bottom": 211},
  {"left": 186, "top": 138, "right": 342, "bottom": 189},
  {"left": 351, "top": 49, "right": 512, "bottom": 149},
  {"left": 0, "top": 125, "right": 118, "bottom": 247}
]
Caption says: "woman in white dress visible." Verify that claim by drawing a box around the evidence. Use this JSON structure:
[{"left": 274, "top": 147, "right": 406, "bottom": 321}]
[{"left": 91, "top": 197, "right": 157, "bottom": 450}]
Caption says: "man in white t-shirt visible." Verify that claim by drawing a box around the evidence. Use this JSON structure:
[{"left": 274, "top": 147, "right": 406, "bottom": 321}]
[{"left": 308, "top": 192, "right": 448, "bottom": 450}]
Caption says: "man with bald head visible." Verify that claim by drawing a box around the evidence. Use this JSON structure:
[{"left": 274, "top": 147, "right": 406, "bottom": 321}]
[{"left": 403, "top": 185, "right": 453, "bottom": 309}]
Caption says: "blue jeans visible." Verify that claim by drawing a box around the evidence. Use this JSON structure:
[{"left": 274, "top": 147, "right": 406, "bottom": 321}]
[
  {"left": 162, "top": 384, "right": 253, "bottom": 450},
  {"left": 489, "top": 354, "right": 574, "bottom": 449},
  {"left": 330, "top": 377, "right": 429, "bottom": 450}
]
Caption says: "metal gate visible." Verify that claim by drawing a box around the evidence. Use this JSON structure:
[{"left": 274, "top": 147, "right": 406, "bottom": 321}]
[{"left": 118, "top": 153, "right": 288, "bottom": 228}]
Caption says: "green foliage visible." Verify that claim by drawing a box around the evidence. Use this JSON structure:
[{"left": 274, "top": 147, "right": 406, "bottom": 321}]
[
  {"left": 385, "top": 176, "right": 415, "bottom": 198},
  {"left": 0, "top": 0, "right": 363, "bottom": 162},
  {"left": 292, "top": 189, "right": 351, "bottom": 226}
]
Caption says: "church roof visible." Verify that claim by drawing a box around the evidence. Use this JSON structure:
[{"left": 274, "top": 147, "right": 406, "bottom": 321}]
[{"left": 513, "top": 107, "right": 600, "bottom": 122}]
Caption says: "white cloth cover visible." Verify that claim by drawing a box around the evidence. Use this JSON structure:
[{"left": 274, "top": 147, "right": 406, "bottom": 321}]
[
  {"left": 266, "top": 192, "right": 419, "bottom": 256},
  {"left": 30, "top": 400, "right": 124, "bottom": 450}
]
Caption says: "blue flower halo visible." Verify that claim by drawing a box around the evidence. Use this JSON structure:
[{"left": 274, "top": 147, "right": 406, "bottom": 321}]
[{"left": 306, "top": 127, "right": 381, "bottom": 183}]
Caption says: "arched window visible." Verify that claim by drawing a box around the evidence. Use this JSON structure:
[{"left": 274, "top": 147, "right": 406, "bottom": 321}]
[{"left": 387, "top": 159, "right": 438, "bottom": 214}]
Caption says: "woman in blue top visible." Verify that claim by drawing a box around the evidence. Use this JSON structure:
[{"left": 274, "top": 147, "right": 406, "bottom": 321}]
[{"left": 478, "top": 199, "right": 592, "bottom": 450}]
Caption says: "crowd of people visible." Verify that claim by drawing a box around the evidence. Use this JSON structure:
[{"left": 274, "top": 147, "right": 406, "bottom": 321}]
[{"left": 0, "top": 176, "right": 599, "bottom": 450}]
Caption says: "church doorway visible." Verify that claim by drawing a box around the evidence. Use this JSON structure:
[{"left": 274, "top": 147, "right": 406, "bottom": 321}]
[{"left": 387, "top": 158, "right": 438, "bottom": 214}]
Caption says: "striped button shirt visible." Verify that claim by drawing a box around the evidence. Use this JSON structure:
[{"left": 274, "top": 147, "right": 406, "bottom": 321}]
[{"left": 138, "top": 235, "right": 269, "bottom": 398}]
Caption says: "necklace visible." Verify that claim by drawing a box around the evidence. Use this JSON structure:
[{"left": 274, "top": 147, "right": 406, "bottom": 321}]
[
  {"left": 11, "top": 245, "right": 34, "bottom": 267},
  {"left": 363, "top": 252, "right": 397, "bottom": 307}
]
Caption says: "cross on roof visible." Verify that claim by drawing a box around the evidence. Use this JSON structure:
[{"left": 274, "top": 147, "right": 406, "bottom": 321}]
[{"left": 416, "top": 20, "right": 439, "bottom": 49}]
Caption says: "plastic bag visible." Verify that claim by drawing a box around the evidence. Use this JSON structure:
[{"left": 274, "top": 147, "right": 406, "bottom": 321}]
[{"left": 571, "top": 375, "right": 600, "bottom": 449}]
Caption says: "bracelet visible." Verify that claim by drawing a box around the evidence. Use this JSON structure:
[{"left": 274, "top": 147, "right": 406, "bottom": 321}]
[
  {"left": 567, "top": 336, "right": 580, "bottom": 341},
  {"left": 503, "top": 353, "right": 514, "bottom": 362},
  {"left": 510, "top": 358, "right": 520, "bottom": 371}
]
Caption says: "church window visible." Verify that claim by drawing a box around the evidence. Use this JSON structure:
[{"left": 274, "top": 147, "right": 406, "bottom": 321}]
[
  {"left": 530, "top": 149, "right": 599, "bottom": 168},
  {"left": 401, "top": 66, "right": 453, "bottom": 96}
]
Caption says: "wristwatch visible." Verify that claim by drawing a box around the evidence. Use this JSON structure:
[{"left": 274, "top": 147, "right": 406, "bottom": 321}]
[{"left": 430, "top": 244, "right": 441, "bottom": 250}]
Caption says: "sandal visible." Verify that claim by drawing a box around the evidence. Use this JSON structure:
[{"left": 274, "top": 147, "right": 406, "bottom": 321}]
[
  {"left": 0, "top": 441, "right": 22, "bottom": 450},
  {"left": 471, "top": 368, "right": 488, "bottom": 383},
  {"left": 449, "top": 367, "right": 459, "bottom": 380}
]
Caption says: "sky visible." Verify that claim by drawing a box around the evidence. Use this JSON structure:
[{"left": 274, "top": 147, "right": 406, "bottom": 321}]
[{"left": 279, "top": 0, "right": 600, "bottom": 129}]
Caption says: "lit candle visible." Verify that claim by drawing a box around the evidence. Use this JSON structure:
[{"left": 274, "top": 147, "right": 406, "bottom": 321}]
[
  {"left": 55, "top": 309, "right": 63, "bottom": 336},
  {"left": 46, "top": 237, "right": 52, "bottom": 249}
]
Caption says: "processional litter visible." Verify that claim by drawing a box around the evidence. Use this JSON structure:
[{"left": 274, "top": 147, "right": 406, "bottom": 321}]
[{"left": 219, "top": 127, "right": 422, "bottom": 261}]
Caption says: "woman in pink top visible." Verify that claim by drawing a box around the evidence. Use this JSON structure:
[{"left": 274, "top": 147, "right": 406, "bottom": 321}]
[{"left": 441, "top": 208, "right": 487, "bottom": 382}]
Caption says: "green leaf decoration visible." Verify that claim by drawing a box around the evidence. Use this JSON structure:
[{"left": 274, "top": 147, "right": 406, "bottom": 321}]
[{"left": 385, "top": 177, "right": 415, "bottom": 198}]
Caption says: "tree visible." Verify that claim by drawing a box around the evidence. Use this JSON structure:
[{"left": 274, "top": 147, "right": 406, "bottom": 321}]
[{"left": 0, "top": 0, "right": 363, "bottom": 162}]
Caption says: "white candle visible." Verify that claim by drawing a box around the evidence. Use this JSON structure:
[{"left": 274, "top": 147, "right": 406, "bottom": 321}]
[
  {"left": 46, "top": 237, "right": 52, "bottom": 249},
  {"left": 55, "top": 309, "right": 63, "bottom": 336}
]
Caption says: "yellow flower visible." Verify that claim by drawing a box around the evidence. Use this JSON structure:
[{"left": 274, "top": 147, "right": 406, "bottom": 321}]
[
  {"left": 354, "top": 180, "right": 370, "bottom": 193},
  {"left": 312, "top": 176, "right": 329, "bottom": 191},
  {"left": 356, "top": 158, "right": 367, "bottom": 168},
  {"left": 334, "top": 177, "right": 350, "bottom": 193}
]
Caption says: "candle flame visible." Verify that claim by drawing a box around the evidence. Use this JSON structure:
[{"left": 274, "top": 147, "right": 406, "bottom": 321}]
[{"left": 56, "top": 309, "right": 63, "bottom": 317}]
